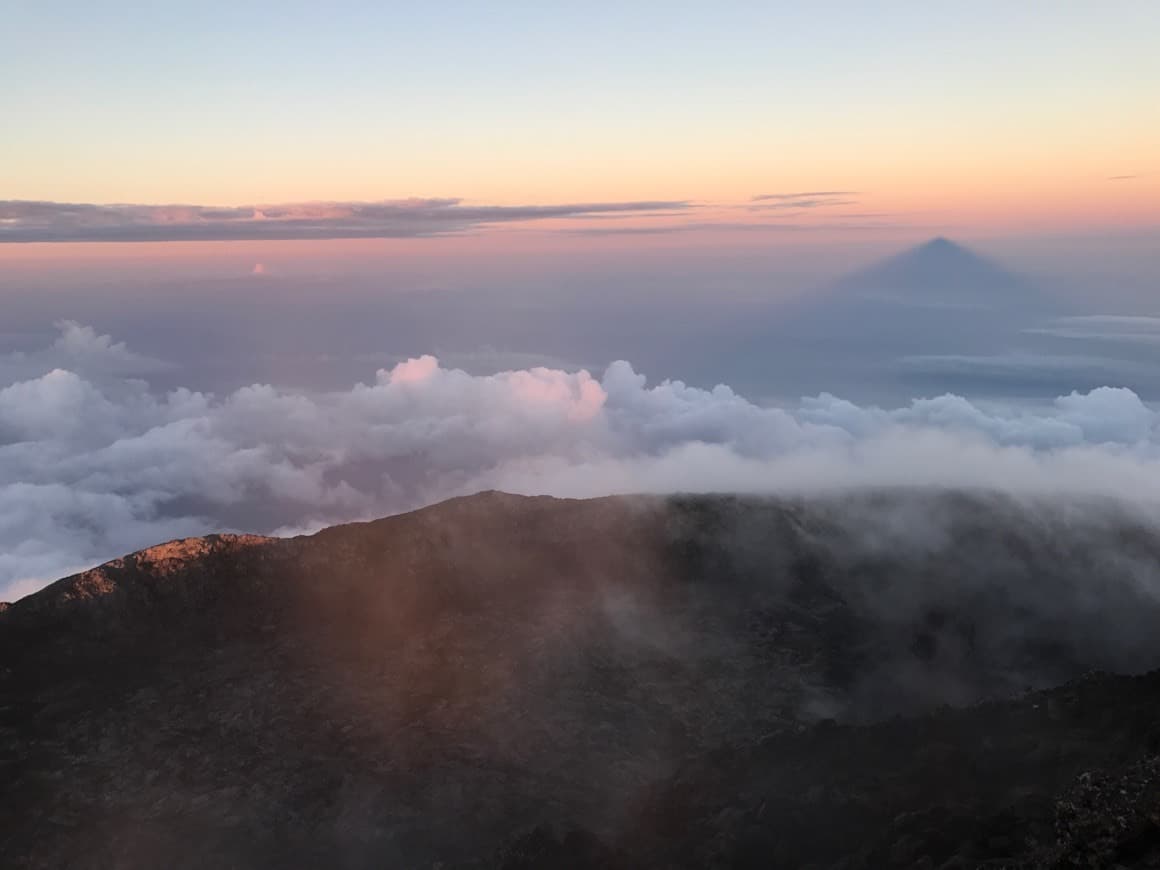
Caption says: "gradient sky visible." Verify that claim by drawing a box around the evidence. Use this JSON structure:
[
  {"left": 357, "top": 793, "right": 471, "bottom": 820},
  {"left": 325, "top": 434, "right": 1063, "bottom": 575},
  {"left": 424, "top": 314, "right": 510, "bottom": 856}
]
[{"left": 4, "top": 1, "right": 1159, "bottom": 239}]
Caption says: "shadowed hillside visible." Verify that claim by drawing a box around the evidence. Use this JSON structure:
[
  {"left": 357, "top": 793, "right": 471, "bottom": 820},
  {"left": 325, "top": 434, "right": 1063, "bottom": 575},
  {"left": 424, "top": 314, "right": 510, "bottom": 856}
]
[{"left": 3, "top": 490, "right": 1160, "bottom": 868}]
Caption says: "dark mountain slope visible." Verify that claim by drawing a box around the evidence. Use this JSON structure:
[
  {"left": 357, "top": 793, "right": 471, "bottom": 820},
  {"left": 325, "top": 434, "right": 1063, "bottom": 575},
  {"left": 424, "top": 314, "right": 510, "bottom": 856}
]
[{"left": 3, "top": 490, "right": 1160, "bottom": 868}]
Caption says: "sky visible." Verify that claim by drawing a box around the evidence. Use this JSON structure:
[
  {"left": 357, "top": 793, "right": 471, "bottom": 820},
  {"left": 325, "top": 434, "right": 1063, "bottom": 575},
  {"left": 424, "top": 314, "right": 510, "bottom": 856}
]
[
  {"left": 3, "top": 1, "right": 1158, "bottom": 237},
  {"left": 3, "top": 2, "right": 1160, "bottom": 598}
]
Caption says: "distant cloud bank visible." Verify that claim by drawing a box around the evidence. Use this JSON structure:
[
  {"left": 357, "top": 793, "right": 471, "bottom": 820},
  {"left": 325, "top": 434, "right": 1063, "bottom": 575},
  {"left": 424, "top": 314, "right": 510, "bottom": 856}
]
[
  {"left": 0, "top": 198, "right": 691, "bottom": 243},
  {"left": 4, "top": 323, "right": 1160, "bottom": 601}
]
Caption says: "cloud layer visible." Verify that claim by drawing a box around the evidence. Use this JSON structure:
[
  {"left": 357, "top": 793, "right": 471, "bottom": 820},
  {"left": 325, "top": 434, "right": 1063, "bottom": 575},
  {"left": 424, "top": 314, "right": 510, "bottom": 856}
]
[
  {"left": 0, "top": 198, "right": 690, "bottom": 243},
  {"left": 3, "top": 323, "right": 1160, "bottom": 600}
]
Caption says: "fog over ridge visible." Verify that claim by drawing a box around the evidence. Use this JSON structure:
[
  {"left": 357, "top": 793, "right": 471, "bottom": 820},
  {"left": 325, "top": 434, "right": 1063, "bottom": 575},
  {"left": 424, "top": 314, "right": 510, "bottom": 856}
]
[{"left": 3, "top": 321, "right": 1160, "bottom": 601}]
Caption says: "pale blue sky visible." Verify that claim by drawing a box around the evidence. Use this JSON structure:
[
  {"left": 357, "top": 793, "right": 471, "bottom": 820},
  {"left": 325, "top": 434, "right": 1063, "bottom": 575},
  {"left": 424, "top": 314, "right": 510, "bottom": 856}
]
[{"left": 4, "top": 1, "right": 1157, "bottom": 215}]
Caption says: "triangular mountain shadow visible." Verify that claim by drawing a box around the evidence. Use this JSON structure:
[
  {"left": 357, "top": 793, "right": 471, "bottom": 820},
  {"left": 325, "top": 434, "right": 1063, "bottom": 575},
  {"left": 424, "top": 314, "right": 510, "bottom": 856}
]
[
  {"left": 824, "top": 237, "right": 1047, "bottom": 311},
  {"left": 677, "top": 238, "right": 1067, "bottom": 402},
  {"left": 754, "top": 238, "right": 1056, "bottom": 351}
]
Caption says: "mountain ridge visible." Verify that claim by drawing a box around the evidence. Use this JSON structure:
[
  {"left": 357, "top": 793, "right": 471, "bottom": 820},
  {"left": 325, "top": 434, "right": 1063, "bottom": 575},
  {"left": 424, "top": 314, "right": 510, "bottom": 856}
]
[
  {"left": 0, "top": 490, "right": 579, "bottom": 613},
  {"left": 4, "top": 489, "right": 1160, "bottom": 868},
  {"left": 2, "top": 533, "right": 273, "bottom": 609}
]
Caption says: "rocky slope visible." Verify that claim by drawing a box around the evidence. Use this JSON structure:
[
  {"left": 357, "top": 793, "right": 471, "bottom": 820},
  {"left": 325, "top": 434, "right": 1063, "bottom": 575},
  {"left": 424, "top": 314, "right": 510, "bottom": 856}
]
[{"left": 3, "top": 490, "right": 1160, "bottom": 868}]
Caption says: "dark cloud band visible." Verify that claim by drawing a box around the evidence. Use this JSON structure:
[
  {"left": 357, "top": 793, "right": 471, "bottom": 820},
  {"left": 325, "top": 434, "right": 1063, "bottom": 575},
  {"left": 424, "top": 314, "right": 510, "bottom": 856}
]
[{"left": 0, "top": 198, "right": 691, "bottom": 243}]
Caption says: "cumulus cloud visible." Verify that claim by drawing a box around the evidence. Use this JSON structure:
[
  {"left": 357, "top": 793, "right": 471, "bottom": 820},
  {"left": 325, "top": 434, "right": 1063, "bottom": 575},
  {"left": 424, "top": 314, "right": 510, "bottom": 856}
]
[
  {"left": 0, "top": 320, "right": 171, "bottom": 386},
  {"left": 0, "top": 198, "right": 691, "bottom": 243},
  {"left": 3, "top": 323, "right": 1160, "bottom": 601}
]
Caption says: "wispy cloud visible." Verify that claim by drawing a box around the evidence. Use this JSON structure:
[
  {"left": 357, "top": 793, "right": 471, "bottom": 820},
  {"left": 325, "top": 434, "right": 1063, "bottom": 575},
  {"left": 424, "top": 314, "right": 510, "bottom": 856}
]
[
  {"left": 564, "top": 221, "right": 779, "bottom": 236},
  {"left": 0, "top": 198, "right": 692, "bottom": 243},
  {"left": 751, "top": 191, "right": 861, "bottom": 201},
  {"left": 1107, "top": 173, "right": 1145, "bottom": 181},
  {"left": 563, "top": 219, "right": 912, "bottom": 237},
  {"left": 750, "top": 199, "right": 859, "bottom": 211},
  {"left": 896, "top": 351, "right": 1160, "bottom": 380},
  {"left": 1026, "top": 315, "right": 1160, "bottom": 344},
  {"left": 748, "top": 190, "right": 861, "bottom": 211}
]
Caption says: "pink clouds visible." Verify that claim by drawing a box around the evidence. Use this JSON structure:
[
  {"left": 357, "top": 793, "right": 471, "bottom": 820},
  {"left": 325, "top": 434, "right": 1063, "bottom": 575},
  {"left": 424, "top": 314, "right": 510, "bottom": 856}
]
[
  {"left": 384, "top": 355, "right": 606, "bottom": 421},
  {"left": 6, "top": 322, "right": 1160, "bottom": 602},
  {"left": 507, "top": 368, "right": 607, "bottom": 422},
  {"left": 387, "top": 355, "right": 440, "bottom": 384}
]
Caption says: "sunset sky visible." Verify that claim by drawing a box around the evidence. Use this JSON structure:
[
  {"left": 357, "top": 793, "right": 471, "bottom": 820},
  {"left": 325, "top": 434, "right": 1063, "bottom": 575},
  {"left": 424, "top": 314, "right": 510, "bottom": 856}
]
[{"left": 4, "top": 1, "right": 1158, "bottom": 247}]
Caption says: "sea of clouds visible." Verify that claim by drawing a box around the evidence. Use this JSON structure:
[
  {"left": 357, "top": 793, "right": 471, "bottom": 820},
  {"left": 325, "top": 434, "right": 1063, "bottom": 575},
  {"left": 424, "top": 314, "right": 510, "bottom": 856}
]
[{"left": 3, "top": 321, "right": 1160, "bottom": 600}]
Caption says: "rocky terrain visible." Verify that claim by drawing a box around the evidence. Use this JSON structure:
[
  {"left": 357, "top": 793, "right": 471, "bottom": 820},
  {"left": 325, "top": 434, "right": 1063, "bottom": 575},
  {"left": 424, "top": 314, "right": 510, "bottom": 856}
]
[{"left": 3, "top": 490, "right": 1160, "bottom": 868}]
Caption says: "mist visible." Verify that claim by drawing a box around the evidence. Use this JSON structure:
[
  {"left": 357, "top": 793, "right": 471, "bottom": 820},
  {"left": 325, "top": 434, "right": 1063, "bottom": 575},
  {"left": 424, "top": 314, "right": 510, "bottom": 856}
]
[
  {"left": 4, "top": 310, "right": 1160, "bottom": 601},
  {"left": 3, "top": 231, "right": 1158, "bottom": 402},
  {"left": 5, "top": 233, "right": 1160, "bottom": 599}
]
